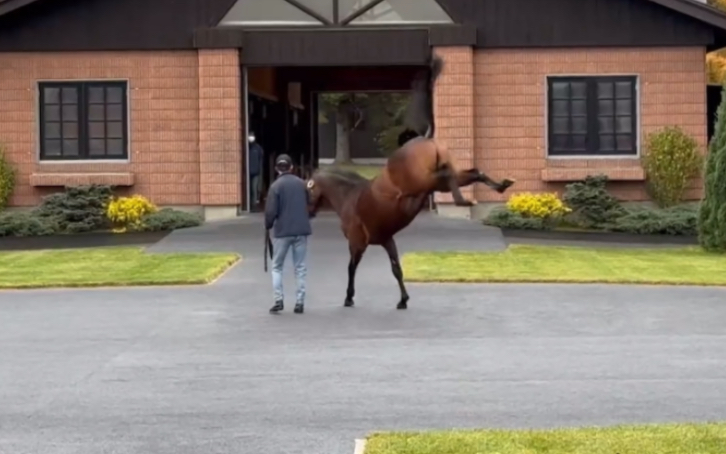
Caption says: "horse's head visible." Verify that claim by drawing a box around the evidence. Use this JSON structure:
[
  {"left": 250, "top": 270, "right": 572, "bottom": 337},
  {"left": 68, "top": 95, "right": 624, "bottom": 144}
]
[{"left": 306, "top": 167, "right": 369, "bottom": 217}]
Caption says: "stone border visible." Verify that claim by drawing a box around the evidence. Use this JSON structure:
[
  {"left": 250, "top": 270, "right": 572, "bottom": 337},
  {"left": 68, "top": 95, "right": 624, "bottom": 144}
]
[
  {"left": 500, "top": 228, "right": 698, "bottom": 245},
  {"left": 0, "top": 230, "right": 172, "bottom": 251},
  {"left": 354, "top": 438, "right": 366, "bottom": 454}
]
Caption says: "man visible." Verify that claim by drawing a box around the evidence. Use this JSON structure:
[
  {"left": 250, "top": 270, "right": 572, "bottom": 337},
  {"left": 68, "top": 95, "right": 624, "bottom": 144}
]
[
  {"left": 264, "top": 154, "right": 312, "bottom": 314},
  {"left": 248, "top": 132, "right": 263, "bottom": 209}
]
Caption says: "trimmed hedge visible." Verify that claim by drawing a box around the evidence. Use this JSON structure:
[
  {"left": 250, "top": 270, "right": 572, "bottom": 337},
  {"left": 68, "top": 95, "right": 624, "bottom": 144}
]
[
  {"left": 0, "top": 185, "right": 203, "bottom": 237},
  {"left": 484, "top": 174, "right": 699, "bottom": 236}
]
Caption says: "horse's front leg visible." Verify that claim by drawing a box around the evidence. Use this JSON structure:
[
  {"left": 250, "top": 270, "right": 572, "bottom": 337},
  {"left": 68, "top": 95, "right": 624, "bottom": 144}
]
[
  {"left": 382, "top": 238, "right": 409, "bottom": 310},
  {"left": 345, "top": 241, "right": 367, "bottom": 307}
]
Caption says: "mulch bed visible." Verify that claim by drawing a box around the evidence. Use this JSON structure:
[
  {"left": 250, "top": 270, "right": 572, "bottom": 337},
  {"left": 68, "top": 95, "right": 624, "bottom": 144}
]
[
  {"left": 500, "top": 228, "right": 698, "bottom": 245},
  {"left": 0, "top": 230, "right": 171, "bottom": 251}
]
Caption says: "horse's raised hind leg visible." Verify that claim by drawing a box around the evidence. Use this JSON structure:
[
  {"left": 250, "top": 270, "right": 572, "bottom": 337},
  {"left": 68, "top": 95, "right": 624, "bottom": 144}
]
[
  {"left": 344, "top": 242, "right": 366, "bottom": 308},
  {"left": 438, "top": 163, "right": 474, "bottom": 207},
  {"left": 382, "top": 238, "right": 409, "bottom": 310},
  {"left": 471, "top": 169, "right": 515, "bottom": 194}
]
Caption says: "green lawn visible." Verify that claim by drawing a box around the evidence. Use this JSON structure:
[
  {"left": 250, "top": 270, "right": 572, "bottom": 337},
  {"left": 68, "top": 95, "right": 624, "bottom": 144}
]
[
  {"left": 363, "top": 423, "right": 726, "bottom": 454},
  {"left": 401, "top": 244, "right": 726, "bottom": 286},
  {"left": 319, "top": 163, "right": 383, "bottom": 180},
  {"left": 0, "top": 247, "right": 240, "bottom": 289}
]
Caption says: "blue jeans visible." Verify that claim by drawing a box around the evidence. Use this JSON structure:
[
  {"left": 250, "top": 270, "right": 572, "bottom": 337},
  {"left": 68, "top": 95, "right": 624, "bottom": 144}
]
[{"left": 271, "top": 235, "right": 308, "bottom": 305}]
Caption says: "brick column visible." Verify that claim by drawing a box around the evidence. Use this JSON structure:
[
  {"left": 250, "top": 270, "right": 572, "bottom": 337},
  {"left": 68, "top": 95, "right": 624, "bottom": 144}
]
[
  {"left": 432, "top": 46, "right": 475, "bottom": 205},
  {"left": 198, "top": 49, "right": 242, "bottom": 218}
]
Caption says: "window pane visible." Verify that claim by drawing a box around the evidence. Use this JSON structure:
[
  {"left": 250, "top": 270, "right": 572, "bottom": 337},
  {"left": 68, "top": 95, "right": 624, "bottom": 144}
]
[
  {"left": 616, "top": 99, "right": 632, "bottom": 116},
  {"left": 62, "top": 105, "right": 78, "bottom": 121},
  {"left": 88, "top": 86, "right": 105, "bottom": 104},
  {"left": 89, "top": 139, "right": 106, "bottom": 156},
  {"left": 348, "top": 0, "right": 454, "bottom": 24},
  {"left": 106, "top": 104, "right": 123, "bottom": 121},
  {"left": 62, "top": 140, "right": 79, "bottom": 156},
  {"left": 107, "top": 139, "right": 124, "bottom": 156},
  {"left": 106, "top": 87, "right": 123, "bottom": 104},
  {"left": 597, "top": 82, "right": 613, "bottom": 99},
  {"left": 88, "top": 104, "right": 105, "bottom": 121},
  {"left": 615, "top": 81, "right": 632, "bottom": 99},
  {"left": 297, "top": 0, "right": 333, "bottom": 21},
  {"left": 552, "top": 134, "right": 568, "bottom": 150},
  {"left": 570, "top": 82, "right": 586, "bottom": 99},
  {"left": 571, "top": 100, "right": 586, "bottom": 116},
  {"left": 61, "top": 87, "right": 77, "bottom": 104},
  {"left": 107, "top": 122, "right": 124, "bottom": 139},
  {"left": 44, "top": 105, "right": 60, "bottom": 122},
  {"left": 62, "top": 122, "right": 78, "bottom": 139},
  {"left": 43, "top": 87, "right": 60, "bottom": 104},
  {"left": 616, "top": 134, "right": 633, "bottom": 151},
  {"left": 44, "top": 122, "right": 61, "bottom": 139},
  {"left": 219, "top": 0, "right": 324, "bottom": 25},
  {"left": 572, "top": 117, "right": 587, "bottom": 134},
  {"left": 552, "top": 100, "right": 569, "bottom": 116},
  {"left": 88, "top": 121, "right": 106, "bottom": 139},
  {"left": 599, "top": 134, "right": 615, "bottom": 151},
  {"left": 598, "top": 117, "right": 614, "bottom": 133},
  {"left": 598, "top": 99, "right": 613, "bottom": 116},
  {"left": 552, "top": 117, "right": 569, "bottom": 134},
  {"left": 571, "top": 134, "right": 586, "bottom": 150},
  {"left": 551, "top": 82, "right": 569, "bottom": 99},
  {"left": 616, "top": 116, "right": 632, "bottom": 133},
  {"left": 43, "top": 139, "right": 61, "bottom": 157}
]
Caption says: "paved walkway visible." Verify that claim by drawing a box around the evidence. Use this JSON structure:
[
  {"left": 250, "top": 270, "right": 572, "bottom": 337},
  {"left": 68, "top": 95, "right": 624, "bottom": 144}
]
[{"left": 2, "top": 213, "right": 726, "bottom": 454}]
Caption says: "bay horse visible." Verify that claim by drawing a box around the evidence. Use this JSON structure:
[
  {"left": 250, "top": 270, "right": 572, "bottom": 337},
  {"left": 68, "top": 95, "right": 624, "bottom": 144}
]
[
  {"left": 385, "top": 55, "right": 514, "bottom": 207},
  {"left": 306, "top": 165, "right": 511, "bottom": 310}
]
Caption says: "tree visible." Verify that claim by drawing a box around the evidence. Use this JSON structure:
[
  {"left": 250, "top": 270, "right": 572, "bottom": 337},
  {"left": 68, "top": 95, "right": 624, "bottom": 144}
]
[
  {"left": 698, "top": 81, "right": 726, "bottom": 252},
  {"left": 706, "top": 1, "right": 726, "bottom": 84},
  {"left": 319, "top": 93, "right": 366, "bottom": 164},
  {"left": 319, "top": 92, "right": 411, "bottom": 163}
]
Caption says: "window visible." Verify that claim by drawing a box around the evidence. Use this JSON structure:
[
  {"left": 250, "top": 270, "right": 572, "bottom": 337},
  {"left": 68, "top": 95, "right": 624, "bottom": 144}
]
[
  {"left": 547, "top": 76, "right": 637, "bottom": 156},
  {"left": 218, "top": 0, "right": 453, "bottom": 26},
  {"left": 38, "top": 81, "right": 128, "bottom": 161}
]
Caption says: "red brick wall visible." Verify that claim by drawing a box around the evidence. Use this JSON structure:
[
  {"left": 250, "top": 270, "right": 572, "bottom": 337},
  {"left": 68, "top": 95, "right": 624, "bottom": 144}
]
[
  {"left": 0, "top": 51, "right": 205, "bottom": 207},
  {"left": 433, "top": 46, "right": 708, "bottom": 206}
]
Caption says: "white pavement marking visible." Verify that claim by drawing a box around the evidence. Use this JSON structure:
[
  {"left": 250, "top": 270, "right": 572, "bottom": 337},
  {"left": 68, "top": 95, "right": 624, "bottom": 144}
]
[{"left": 354, "top": 438, "right": 367, "bottom": 454}]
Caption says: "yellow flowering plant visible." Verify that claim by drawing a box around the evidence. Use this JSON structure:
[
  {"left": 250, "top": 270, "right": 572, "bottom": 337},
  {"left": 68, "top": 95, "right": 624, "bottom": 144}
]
[
  {"left": 106, "top": 194, "right": 158, "bottom": 233},
  {"left": 506, "top": 192, "right": 571, "bottom": 220}
]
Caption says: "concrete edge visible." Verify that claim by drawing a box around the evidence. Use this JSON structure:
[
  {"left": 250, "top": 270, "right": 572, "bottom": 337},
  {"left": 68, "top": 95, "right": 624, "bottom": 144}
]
[{"left": 354, "top": 438, "right": 366, "bottom": 454}]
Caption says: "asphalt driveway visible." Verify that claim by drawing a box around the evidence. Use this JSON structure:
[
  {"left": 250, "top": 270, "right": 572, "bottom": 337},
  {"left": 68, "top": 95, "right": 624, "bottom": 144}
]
[{"left": 1, "top": 213, "right": 725, "bottom": 454}]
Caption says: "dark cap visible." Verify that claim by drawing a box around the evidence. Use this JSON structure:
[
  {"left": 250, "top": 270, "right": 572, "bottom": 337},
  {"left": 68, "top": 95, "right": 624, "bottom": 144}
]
[{"left": 275, "top": 154, "right": 292, "bottom": 167}]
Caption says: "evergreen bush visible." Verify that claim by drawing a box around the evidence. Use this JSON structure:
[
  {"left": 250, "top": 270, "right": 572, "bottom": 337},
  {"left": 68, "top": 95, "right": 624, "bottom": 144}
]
[
  {"left": 0, "top": 144, "right": 16, "bottom": 211},
  {"left": 698, "top": 82, "right": 726, "bottom": 252},
  {"left": 34, "top": 184, "right": 114, "bottom": 233},
  {"left": 561, "top": 174, "right": 626, "bottom": 229}
]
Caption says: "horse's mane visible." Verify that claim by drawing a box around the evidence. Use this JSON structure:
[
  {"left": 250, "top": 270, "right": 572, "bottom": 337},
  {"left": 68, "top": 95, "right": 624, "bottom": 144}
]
[{"left": 315, "top": 167, "right": 371, "bottom": 192}]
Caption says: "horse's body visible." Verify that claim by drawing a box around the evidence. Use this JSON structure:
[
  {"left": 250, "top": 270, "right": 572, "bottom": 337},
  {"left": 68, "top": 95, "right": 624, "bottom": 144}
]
[{"left": 301, "top": 53, "right": 515, "bottom": 310}]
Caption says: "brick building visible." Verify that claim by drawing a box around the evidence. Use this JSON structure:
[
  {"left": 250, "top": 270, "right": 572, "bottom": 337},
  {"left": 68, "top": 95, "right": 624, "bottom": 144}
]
[{"left": 1, "top": 0, "right": 726, "bottom": 220}]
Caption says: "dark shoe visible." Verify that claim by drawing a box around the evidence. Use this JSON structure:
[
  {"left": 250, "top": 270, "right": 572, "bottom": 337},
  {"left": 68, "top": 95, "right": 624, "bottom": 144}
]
[
  {"left": 269, "top": 301, "right": 284, "bottom": 313},
  {"left": 294, "top": 304, "right": 304, "bottom": 314}
]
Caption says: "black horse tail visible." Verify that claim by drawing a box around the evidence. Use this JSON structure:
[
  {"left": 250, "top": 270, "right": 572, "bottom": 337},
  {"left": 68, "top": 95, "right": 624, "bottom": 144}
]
[{"left": 404, "top": 54, "right": 444, "bottom": 140}]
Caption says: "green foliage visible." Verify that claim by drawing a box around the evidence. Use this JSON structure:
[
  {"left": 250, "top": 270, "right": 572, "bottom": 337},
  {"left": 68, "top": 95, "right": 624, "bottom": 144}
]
[
  {"left": 484, "top": 207, "right": 551, "bottom": 231},
  {"left": 698, "top": 82, "right": 726, "bottom": 252},
  {"left": 610, "top": 205, "right": 699, "bottom": 236},
  {"left": 561, "top": 174, "right": 626, "bottom": 228},
  {"left": 34, "top": 184, "right": 114, "bottom": 234},
  {"left": 0, "top": 211, "right": 59, "bottom": 237},
  {"left": 138, "top": 208, "right": 203, "bottom": 232},
  {"left": 641, "top": 126, "right": 703, "bottom": 208},
  {"left": 0, "top": 143, "right": 16, "bottom": 211}
]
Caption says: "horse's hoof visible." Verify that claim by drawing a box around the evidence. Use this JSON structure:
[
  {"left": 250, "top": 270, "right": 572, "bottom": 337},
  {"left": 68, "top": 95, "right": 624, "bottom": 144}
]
[
  {"left": 396, "top": 301, "right": 408, "bottom": 310},
  {"left": 344, "top": 299, "right": 355, "bottom": 307}
]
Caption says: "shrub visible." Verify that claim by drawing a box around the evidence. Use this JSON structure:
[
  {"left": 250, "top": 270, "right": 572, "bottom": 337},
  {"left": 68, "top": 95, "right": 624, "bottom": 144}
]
[
  {"left": 506, "top": 192, "right": 571, "bottom": 220},
  {"left": 484, "top": 207, "right": 551, "bottom": 231},
  {"left": 138, "top": 208, "right": 203, "bottom": 232},
  {"left": 642, "top": 126, "right": 703, "bottom": 208},
  {"left": 0, "top": 144, "right": 16, "bottom": 212},
  {"left": 562, "top": 174, "right": 626, "bottom": 229},
  {"left": 34, "top": 184, "right": 114, "bottom": 234},
  {"left": 0, "top": 211, "right": 59, "bottom": 237},
  {"left": 106, "top": 194, "right": 158, "bottom": 233},
  {"left": 699, "top": 83, "right": 726, "bottom": 252},
  {"left": 611, "top": 205, "right": 698, "bottom": 236}
]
